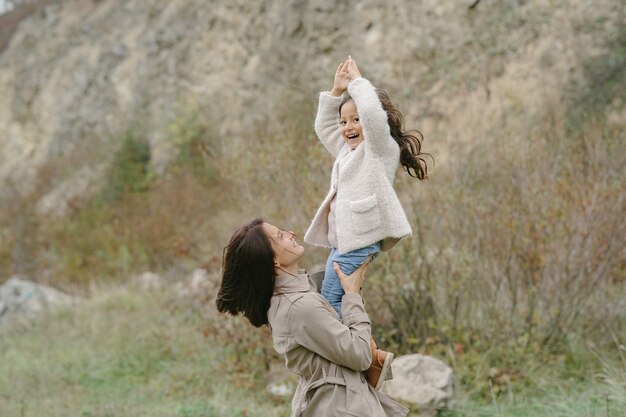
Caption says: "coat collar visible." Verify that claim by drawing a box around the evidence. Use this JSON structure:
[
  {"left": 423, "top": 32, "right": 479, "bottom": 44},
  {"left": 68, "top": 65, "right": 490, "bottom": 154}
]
[{"left": 273, "top": 269, "right": 310, "bottom": 295}]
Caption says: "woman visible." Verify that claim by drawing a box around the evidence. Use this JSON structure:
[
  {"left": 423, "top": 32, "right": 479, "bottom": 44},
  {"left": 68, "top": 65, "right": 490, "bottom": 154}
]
[{"left": 216, "top": 218, "right": 408, "bottom": 417}]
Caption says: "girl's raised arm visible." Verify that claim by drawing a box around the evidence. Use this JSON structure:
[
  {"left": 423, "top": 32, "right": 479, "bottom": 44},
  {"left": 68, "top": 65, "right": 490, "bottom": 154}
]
[
  {"left": 346, "top": 58, "right": 397, "bottom": 157},
  {"left": 314, "top": 60, "right": 351, "bottom": 158},
  {"left": 331, "top": 60, "right": 351, "bottom": 97}
]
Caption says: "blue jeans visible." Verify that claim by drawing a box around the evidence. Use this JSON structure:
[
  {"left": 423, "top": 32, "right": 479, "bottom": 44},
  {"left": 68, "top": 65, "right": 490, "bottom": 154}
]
[{"left": 321, "top": 242, "right": 381, "bottom": 319}]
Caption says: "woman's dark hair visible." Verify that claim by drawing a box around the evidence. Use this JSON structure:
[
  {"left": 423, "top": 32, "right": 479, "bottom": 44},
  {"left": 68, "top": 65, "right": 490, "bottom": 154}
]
[
  {"left": 340, "top": 90, "right": 432, "bottom": 180},
  {"left": 216, "top": 218, "right": 276, "bottom": 327}
]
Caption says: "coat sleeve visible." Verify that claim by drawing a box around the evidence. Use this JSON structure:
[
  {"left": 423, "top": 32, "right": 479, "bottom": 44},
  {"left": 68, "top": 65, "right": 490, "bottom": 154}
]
[
  {"left": 314, "top": 92, "right": 347, "bottom": 158},
  {"left": 288, "top": 293, "right": 372, "bottom": 371},
  {"left": 347, "top": 77, "right": 399, "bottom": 159}
]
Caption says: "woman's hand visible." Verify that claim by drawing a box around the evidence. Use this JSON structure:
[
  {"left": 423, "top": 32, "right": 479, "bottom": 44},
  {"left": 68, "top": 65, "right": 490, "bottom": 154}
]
[
  {"left": 330, "top": 59, "right": 350, "bottom": 97},
  {"left": 334, "top": 256, "right": 371, "bottom": 294},
  {"left": 346, "top": 55, "right": 362, "bottom": 81}
]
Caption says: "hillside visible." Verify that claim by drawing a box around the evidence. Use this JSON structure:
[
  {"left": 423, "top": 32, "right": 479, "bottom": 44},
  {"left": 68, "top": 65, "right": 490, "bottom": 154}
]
[{"left": 0, "top": 0, "right": 623, "bottom": 200}]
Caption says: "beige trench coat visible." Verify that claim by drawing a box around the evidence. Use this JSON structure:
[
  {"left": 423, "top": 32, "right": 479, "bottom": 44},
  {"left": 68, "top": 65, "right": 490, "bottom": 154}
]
[{"left": 267, "top": 271, "right": 409, "bottom": 417}]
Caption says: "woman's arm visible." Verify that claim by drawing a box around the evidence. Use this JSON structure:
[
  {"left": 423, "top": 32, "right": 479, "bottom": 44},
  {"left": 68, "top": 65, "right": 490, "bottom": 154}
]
[
  {"left": 289, "top": 292, "right": 372, "bottom": 371},
  {"left": 289, "top": 259, "right": 372, "bottom": 371}
]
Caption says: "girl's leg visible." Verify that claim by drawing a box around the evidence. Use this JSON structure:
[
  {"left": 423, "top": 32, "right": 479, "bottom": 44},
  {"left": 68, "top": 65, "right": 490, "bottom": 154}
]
[
  {"left": 321, "top": 248, "right": 343, "bottom": 316},
  {"left": 321, "top": 242, "right": 381, "bottom": 319}
]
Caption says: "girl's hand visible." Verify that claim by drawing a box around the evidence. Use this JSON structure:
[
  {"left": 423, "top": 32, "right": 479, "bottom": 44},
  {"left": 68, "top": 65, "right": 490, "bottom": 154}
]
[
  {"left": 334, "top": 256, "right": 371, "bottom": 294},
  {"left": 331, "top": 60, "right": 350, "bottom": 97},
  {"left": 346, "top": 55, "right": 362, "bottom": 81}
]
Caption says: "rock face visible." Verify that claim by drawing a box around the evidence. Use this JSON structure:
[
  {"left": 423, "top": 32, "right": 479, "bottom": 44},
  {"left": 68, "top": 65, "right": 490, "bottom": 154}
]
[
  {"left": 0, "top": 0, "right": 620, "bottom": 206},
  {"left": 382, "top": 354, "right": 454, "bottom": 417},
  {"left": 0, "top": 276, "right": 76, "bottom": 326}
]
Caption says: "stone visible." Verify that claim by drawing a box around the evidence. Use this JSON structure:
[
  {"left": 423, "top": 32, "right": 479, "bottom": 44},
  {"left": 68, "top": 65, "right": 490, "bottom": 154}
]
[
  {"left": 36, "top": 163, "right": 107, "bottom": 217},
  {"left": 381, "top": 354, "right": 454, "bottom": 417},
  {"left": 0, "top": 276, "right": 77, "bottom": 326},
  {"left": 132, "top": 271, "right": 164, "bottom": 290},
  {"left": 175, "top": 268, "right": 216, "bottom": 298}
]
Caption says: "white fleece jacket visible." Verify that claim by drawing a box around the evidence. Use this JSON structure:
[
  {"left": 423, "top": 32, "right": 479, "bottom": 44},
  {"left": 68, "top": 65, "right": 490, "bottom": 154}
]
[{"left": 304, "top": 77, "right": 412, "bottom": 254}]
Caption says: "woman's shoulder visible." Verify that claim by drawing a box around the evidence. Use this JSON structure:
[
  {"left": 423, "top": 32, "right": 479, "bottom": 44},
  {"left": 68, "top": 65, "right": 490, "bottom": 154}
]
[
  {"left": 287, "top": 291, "right": 337, "bottom": 321},
  {"left": 271, "top": 289, "right": 324, "bottom": 312},
  {"left": 269, "top": 291, "right": 336, "bottom": 331},
  {"left": 290, "top": 290, "right": 327, "bottom": 309}
]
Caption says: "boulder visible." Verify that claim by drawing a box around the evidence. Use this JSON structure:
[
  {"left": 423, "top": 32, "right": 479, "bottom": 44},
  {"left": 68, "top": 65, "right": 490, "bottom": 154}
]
[
  {"left": 131, "top": 271, "right": 165, "bottom": 290},
  {"left": 382, "top": 354, "right": 454, "bottom": 417},
  {"left": 175, "top": 268, "right": 216, "bottom": 298},
  {"left": 0, "top": 276, "right": 76, "bottom": 326}
]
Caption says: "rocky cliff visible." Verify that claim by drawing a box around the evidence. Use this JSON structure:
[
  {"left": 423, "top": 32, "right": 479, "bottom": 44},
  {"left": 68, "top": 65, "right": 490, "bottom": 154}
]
[{"left": 0, "top": 0, "right": 623, "bottom": 210}]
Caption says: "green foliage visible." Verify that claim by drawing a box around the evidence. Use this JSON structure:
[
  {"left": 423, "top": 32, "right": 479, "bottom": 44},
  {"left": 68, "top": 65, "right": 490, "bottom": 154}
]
[
  {"left": 39, "top": 201, "right": 154, "bottom": 283},
  {"left": 566, "top": 13, "right": 626, "bottom": 129},
  {"left": 167, "top": 99, "right": 220, "bottom": 183},
  {"left": 100, "top": 131, "right": 152, "bottom": 203},
  {"left": 596, "top": 335, "right": 626, "bottom": 412}
]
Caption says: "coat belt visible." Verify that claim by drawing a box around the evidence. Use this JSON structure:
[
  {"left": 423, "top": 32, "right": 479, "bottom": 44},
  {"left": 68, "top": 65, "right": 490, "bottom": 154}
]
[{"left": 292, "top": 376, "right": 347, "bottom": 417}]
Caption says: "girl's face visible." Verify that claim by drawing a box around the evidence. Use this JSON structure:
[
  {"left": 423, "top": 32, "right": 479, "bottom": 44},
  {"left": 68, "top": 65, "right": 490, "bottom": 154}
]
[
  {"left": 262, "top": 222, "right": 304, "bottom": 267},
  {"left": 339, "top": 100, "right": 364, "bottom": 150}
]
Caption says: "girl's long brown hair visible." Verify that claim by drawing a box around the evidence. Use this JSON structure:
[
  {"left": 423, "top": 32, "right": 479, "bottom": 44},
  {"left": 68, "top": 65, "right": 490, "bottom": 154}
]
[{"left": 340, "top": 90, "right": 432, "bottom": 180}]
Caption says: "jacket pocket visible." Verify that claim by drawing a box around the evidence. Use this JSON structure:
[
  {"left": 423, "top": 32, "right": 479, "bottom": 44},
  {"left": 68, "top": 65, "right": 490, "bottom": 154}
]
[
  {"left": 350, "top": 194, "right": 381, "bottom": 235},
  {"left": 345, "top": 372, "right": 374, "bottom": 416}
]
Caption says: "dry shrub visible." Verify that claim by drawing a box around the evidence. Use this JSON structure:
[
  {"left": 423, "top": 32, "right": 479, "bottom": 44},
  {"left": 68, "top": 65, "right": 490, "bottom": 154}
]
[
  {"left": 220, "top": 90, "right": 624, "bottom": 357},
  {"left": 368, "top": 101, "right": 625, "bottom": 354},
  {"left": 0, "top": 109, "right": 229, "bottom": 286},
  {"left": 228, "top": 93, "right": 331, "bottom": 255},
  {"left": 35, "top": 163, "right": 232, "bottom": 286}
]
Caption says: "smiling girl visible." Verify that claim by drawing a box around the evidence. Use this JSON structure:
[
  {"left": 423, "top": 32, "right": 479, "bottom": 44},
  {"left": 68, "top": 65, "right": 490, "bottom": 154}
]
[{"left": 304, "top": 56, "right": 430, "bottom": 386}]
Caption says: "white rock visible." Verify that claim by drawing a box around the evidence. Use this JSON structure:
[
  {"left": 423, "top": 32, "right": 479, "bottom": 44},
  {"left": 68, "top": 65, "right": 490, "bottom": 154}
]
[
  {"left": 175, "top": 268, "right": 215, "bottom": 298},
  {"left": 188, "top": 268, "right": 211, "bottom": 292},
  {"left": 132, "top": 271, "right": 164, "bottom": 290},
  {"left": 268, "top": 383, "right": 292, "bottom": 397},
  {"left": 36, "top": 164, "right": 107, "bottom": 217},
  {"left": 382, "top": 354, "right": 454, "bottom": 416},
  {"left": 0, "top": 276, "right": 77, "bottom": 326}
]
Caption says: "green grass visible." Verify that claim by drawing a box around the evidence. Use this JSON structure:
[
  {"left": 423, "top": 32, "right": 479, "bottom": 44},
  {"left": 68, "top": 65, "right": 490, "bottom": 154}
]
[
  {"left": 445, "top": 376, "right": 622, "bottom": 417},
  {"left": 1, "top": 284, "right": 623, "bottom": 417},
  {"left": 0, "top": 286, "right": 289, "bottom": 417}
]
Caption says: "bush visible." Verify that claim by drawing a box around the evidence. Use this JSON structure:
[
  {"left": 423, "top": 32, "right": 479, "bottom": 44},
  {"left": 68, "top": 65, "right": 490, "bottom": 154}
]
[
  {"left": 99, "top": 131, "right": 152, "bottom": 203},
  {"left": 367, "top": 105, "right": 625, "bottom": 362},
  {"left": 166, "top": 99, "right": 220, "bottom": 183}
]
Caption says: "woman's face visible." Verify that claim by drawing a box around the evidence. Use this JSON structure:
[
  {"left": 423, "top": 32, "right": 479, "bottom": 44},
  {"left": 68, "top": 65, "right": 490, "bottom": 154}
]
[
  {"left": 262, "top": 222, "right": 305, "bottom": 267},
  {"left": 339, "top": 99, "right": 364, "bottom": 150}
]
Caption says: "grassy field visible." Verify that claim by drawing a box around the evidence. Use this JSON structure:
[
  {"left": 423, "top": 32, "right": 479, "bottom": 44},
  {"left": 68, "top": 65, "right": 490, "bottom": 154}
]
[
  {"left": 0, "top": 285, "right": 289, "bottom": 417},
  {"left": 1, "top": 284, "right": 623, "bottom": 417}
]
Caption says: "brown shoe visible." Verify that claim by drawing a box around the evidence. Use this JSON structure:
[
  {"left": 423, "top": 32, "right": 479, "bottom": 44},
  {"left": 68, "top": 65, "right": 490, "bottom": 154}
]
[{"left": 366, "top": 340, "right": 394, "bottom": 390}]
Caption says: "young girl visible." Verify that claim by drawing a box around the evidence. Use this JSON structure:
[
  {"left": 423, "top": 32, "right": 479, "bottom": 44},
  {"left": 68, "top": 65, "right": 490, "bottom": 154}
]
[{"left": 305, "top": 56, "right": 429, "bottom": 321}]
